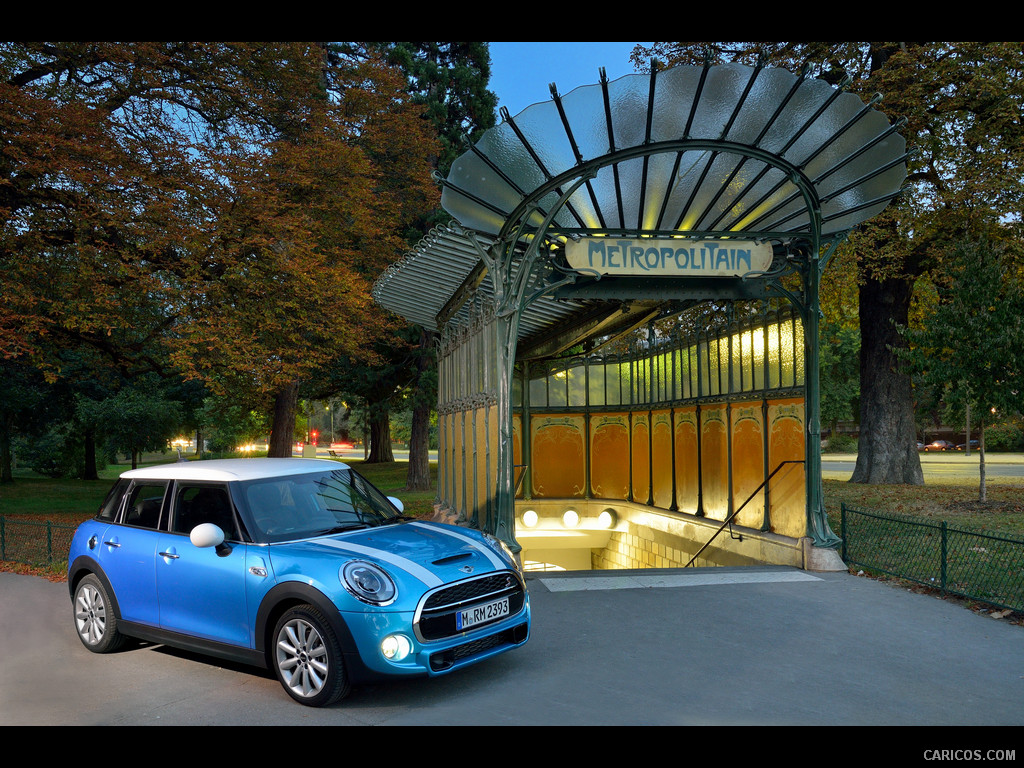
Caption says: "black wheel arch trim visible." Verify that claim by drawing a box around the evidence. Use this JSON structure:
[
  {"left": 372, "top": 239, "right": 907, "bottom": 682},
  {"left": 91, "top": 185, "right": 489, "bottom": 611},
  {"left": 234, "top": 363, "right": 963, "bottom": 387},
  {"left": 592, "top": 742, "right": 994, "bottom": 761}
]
[
  {"left": 254, "top": 582, "right": 353, "bottom": 651},
  {"left": 255, "top": 581, "right": 384, "bottom": 684},
  {"left": 68, "top": 556, "right": 123, "bottom": 621}
]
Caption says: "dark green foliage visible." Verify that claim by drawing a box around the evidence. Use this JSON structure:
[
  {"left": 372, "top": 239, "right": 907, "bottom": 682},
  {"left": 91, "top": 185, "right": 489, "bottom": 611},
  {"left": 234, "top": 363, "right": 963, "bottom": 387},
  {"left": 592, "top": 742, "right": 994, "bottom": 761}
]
[{"left": 899, "top": 235, "right": 1024, "bottom": 498}]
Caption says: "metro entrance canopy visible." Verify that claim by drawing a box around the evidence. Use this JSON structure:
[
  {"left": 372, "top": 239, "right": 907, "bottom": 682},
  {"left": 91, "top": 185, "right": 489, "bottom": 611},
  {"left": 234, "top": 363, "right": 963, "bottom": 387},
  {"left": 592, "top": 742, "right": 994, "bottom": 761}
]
[{"left": 373, "top": 60, "right": 907, "bottom": 564}]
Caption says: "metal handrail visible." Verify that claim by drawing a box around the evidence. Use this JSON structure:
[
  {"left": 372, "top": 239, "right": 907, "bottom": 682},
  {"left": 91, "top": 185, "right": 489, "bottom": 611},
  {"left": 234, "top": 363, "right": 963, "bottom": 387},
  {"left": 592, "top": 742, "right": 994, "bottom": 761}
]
[
  {"left": 684, "top": 460, "right": 805, "bottom": 567},
  {"left": 513, "top": 464, "right": 528, "bottom": 496}
]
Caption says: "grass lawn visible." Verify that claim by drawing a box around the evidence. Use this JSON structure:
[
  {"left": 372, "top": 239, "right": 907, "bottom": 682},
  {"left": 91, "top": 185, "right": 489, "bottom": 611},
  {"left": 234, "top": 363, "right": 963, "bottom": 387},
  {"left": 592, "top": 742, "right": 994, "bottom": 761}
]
[{"left": 822, "top": 477, "right": 1024, "bottom": 536}]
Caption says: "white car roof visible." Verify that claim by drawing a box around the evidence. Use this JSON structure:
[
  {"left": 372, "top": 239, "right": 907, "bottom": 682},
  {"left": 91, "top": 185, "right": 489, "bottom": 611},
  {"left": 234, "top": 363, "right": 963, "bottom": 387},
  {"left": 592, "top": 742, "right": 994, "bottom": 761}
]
[{"left": 119, "top": 458, "right": 348, "bottom": 482}]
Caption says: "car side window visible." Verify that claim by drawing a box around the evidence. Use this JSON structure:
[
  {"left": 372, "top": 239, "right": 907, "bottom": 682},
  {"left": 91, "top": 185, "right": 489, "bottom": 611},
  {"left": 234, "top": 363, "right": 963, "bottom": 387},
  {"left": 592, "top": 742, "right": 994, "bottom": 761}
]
[
  {"left": 121, "top": 482, "right": 169, "bottom": 530},
  {"left": 97, "top": 479, "right": 131, "bottom": 521},
  {"left": 172, "top": 484, "right": 239, "bottom": 541}
]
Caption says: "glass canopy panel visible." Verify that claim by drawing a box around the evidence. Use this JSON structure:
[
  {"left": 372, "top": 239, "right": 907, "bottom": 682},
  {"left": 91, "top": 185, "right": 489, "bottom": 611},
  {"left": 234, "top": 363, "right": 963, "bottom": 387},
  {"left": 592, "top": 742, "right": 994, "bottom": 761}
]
[{"left": 438, "top": 62, "right": 907, "bottom": 241}]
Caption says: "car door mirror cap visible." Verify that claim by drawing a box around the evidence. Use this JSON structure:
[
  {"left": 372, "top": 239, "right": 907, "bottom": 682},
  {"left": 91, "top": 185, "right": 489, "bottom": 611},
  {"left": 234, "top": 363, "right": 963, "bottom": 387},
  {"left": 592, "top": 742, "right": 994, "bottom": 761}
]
[
  {"left": 190, "top": 523, "right": 225, "bottom": 549},
  {"left": 387, "top": 496, "right": 404, "bottom": 514}
]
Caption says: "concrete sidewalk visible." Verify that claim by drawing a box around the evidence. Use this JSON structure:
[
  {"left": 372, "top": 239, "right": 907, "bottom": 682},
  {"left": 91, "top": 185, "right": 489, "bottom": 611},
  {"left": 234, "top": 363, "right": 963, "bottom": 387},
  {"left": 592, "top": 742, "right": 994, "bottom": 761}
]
[{"left": 2, "top": 567, "right": 1021, "bottom": 726}]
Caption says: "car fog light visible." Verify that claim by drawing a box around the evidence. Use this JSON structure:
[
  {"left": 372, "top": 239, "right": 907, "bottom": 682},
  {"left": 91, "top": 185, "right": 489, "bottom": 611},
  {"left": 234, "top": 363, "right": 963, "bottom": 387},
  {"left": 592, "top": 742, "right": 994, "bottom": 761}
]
[{"left": 381, "top": 634, "right": 412, "bottom": 661}]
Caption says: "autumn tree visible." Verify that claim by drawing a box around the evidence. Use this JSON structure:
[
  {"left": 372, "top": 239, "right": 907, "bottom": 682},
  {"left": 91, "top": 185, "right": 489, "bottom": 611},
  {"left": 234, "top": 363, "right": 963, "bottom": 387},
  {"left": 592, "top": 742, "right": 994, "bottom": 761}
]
[
  {"left": 632, "top": 42, "right": 1024, "bottom": 484},
  {"left": 1, "top": 43, "right": 438, "bottom": 459}
]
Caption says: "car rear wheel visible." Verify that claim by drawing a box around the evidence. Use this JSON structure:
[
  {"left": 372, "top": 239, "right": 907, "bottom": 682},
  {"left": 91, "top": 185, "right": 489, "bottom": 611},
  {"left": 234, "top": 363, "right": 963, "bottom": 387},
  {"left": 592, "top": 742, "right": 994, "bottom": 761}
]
[
  {"left": 73, "top": 574, "right": 126, "bottom": 653},
  {"left": 273, "top": 605, "right": 350, "bottom": 707}
]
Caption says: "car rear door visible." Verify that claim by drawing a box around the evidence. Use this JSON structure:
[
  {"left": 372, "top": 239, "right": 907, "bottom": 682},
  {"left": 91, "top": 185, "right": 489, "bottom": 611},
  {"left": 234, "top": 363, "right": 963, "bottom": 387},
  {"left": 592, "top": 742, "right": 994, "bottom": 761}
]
[
  {"left": 94, "top": 480, "right": 168, "bottom": 628},
  {"left": 155, "top": 482, "right": 251, "bottom": 647}
]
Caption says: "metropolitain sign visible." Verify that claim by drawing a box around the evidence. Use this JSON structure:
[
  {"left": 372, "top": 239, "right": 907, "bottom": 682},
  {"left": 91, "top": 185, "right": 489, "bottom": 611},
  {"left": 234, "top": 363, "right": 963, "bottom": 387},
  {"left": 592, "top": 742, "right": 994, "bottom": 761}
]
[{"left": 565, "top": 237, "right": 773, "bottom": 278}]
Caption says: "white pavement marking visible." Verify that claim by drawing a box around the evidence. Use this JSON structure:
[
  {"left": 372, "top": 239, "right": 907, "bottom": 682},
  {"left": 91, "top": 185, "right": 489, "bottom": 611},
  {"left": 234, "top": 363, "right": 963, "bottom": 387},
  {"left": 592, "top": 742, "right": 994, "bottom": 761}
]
[{"left": 538, "top": 570, "right": 822, "bottom": 592}]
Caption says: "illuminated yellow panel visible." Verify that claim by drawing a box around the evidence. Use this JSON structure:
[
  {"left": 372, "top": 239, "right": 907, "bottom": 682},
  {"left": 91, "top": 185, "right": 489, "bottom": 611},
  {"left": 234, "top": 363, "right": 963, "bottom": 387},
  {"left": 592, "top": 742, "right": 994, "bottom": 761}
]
[
  {"left": 490, "top": 404, "right": 499, "bottom": 498},
  {"left": 674, "top": 408, "right": 699, "bottom": 514},
  {"left": 475, "top": 407, "right": 487, "bottom": 518},
  {"left": 438, "top": 412, "right": 449, "bottom": 506},
  {"left": 530, "top": 414, "right": 585, "bottom": 498},
  {"left": 631, "top": 413, "right": 650, "bottom": 503},
  {"left": 731, "top": 401, "right": 765, "bottom": 527},
  {"left": 767, "top": 398, "right": 806, "bottom": 538},
  {"left": 590, "top": 413, "right": 630, "bottom": 500},
  {"left": 701, "top": 405, "right": 729, "bottom": 520},
  {"left": 651, "top": 410, "right": 673, "bottom": 509},
  {"left": 452, "top": 412, "right": 463, "bottom": 516},
  {"left": 512, "top": 414, "right": 523, "bottom": 498}
]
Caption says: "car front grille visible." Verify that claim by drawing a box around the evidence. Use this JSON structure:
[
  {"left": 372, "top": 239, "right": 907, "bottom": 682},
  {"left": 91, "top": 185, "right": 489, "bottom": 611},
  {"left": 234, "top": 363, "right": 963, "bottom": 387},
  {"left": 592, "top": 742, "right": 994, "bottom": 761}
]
[
  {"left": 416, "top": 571, "right": 526, "bottom": 642},
  {"left": 428, "top": 623, "right": 530, "bottom": 672}
]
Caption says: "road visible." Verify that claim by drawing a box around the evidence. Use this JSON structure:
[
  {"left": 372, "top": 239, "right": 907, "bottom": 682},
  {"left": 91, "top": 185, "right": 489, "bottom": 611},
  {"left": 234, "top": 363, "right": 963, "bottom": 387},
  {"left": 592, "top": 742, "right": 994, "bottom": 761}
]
[
  {"left": 823, "top": 452, "right": 1024, "bottom": 480},
  {"left": 3, "top": 567, "right": 1023, "bottom": 727}
]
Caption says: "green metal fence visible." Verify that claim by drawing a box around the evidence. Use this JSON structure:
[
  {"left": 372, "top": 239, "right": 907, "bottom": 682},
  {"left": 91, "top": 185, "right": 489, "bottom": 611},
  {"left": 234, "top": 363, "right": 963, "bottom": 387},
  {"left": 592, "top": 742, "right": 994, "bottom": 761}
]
[
  {"left": 0, "top": 516, "right": 78, "bottom": 569},
  {"left": 840, "top": 503, "right": 1024, "bottom": 612}
]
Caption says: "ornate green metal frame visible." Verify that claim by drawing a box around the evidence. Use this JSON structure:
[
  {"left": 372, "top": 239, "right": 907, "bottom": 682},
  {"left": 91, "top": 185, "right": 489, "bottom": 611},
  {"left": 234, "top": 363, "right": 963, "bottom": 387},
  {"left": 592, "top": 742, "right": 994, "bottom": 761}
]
[
  {"left": 377, "top": 60, "right": 907, "bottom": 558},
  {"left": 447, "top": 135, "right": 852, "bottom": 551}
]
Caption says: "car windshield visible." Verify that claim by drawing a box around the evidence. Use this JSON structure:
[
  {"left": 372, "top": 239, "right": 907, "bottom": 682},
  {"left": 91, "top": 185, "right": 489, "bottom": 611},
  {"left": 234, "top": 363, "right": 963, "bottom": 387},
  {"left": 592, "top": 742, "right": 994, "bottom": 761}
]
[{"left": 238, "top": 468, "right": 403, "bottom": 542}]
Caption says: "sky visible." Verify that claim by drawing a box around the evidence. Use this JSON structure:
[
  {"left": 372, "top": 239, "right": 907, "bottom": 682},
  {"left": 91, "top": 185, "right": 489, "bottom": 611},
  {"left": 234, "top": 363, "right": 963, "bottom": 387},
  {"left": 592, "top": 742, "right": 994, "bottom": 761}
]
[{"left": 488, "top": 42, "right": 650, "bottom": 118}]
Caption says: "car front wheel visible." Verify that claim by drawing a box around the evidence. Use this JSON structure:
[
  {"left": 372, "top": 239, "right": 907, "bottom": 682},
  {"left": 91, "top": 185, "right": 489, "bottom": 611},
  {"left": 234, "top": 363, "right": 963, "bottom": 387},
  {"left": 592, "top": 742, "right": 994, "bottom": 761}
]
[
  {"left": 73, "top": 574, "right": 125, "bottom": 653},
  {"left": 272, "top": 605, "right": 350, "bottom": 707}
]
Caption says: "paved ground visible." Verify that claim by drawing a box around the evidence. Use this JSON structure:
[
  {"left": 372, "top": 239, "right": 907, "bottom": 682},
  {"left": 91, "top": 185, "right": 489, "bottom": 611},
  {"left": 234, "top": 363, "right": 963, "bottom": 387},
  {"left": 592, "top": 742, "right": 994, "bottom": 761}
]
[{"left": 2, "top": 566, "right": 1022, "bottom": 727}]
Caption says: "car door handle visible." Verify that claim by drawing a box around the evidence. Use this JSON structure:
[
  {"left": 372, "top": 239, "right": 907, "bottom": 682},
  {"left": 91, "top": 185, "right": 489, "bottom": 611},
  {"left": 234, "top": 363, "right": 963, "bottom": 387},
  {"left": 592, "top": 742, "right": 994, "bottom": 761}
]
[
  {"left": 102, "top": 540, "right": 121, "bottom": 548},
  {"left": 158, "top": 551, "right": 179, "bottom": 559}
]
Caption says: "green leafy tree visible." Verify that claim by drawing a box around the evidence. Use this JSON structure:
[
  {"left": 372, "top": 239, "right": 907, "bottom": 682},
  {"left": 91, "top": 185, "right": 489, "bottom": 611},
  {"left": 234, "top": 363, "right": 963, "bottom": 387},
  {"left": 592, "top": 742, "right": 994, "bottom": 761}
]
[
  {"left": 0, "top": 359, "right": 61, "bottom": 482},
  {"left": 899, "top": 235, "right": 1024, "bottom": 500},
  {"left": 80, "top": 387, "right": 184, "bottom": 470},
  {"left": 819, "top": 320, "right": 860, "bottom": 440},
  {"left": 198, "top": 395, "right": 271, "bottom": 455}
]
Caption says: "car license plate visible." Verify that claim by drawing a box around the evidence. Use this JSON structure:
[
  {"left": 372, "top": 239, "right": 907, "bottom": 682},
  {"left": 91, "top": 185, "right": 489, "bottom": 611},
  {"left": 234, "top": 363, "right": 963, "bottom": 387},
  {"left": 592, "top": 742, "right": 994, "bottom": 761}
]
[{"left": 456, "top": 596, "right": 509, "bottom": 630}]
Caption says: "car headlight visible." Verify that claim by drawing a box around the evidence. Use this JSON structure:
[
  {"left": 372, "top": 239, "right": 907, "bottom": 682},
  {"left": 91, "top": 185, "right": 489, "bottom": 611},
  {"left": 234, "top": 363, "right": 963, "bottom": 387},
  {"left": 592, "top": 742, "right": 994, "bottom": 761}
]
[{"left": 341, "top": 560, "right": 397, "bottom": 605}]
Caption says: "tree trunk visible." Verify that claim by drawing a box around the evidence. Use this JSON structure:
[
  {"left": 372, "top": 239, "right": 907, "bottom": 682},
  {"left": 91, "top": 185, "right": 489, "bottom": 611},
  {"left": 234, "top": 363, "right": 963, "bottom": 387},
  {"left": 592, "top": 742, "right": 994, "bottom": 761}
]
[
  {"left": 366, "top": 410, "right": 394, "bottom": 463},
  {"left": 978, "top": 418, "right": 987, "bottom": 502},
  {"left": 850, "top": 272, "right": 924, "bottom": 484},
  {"left": 0, "top": 414, "right": 13, "bottom": 484},
  {"left": 406, "top": 329, "right": 435, "bottom": 490},
  {"left": 268, "top": 382, "right": 299, "bottom": 458},
  {"left": 81, "top": 427, "right": 98, "bottom": 480},
  {"left": 406, "top": 401, "right": 431, "bottom": 489}
]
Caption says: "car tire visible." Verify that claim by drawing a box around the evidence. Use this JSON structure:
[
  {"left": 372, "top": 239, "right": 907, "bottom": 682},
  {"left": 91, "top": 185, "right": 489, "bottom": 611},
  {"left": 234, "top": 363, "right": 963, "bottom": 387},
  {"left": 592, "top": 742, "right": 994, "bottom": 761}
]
[
  {"left": 73, "top": 574, "right": 126, "bottom": 653},
  {"left": 272, "top": 605, "right": 350, "bottom": 707}
]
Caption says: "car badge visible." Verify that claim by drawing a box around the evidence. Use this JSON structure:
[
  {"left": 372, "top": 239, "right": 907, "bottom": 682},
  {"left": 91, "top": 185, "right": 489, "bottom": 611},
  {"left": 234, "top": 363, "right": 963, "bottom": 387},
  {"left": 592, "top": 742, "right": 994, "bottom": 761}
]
[{"left": 459, "top": 565, "right": 475, "bottom": 573}]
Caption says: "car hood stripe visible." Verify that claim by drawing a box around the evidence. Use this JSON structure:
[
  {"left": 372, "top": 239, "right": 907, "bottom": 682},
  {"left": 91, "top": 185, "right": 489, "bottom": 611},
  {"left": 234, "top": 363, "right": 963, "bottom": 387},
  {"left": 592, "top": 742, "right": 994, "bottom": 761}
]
[
  {"left": 316, "top": 538, "right": 443, "bottom": 588},
  {"left": 406, "top": 521, "right": 506, "bottom": 570}
]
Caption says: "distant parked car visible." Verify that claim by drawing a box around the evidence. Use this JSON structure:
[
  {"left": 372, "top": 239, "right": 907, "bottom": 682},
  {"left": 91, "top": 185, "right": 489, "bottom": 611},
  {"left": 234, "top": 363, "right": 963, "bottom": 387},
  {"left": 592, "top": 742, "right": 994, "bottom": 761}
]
[
  {"left": 956, "top": 440, "right": 980, "bottom": 451},
  {"left": 923, "top": 440, "right": 956, "bottom": 452}
]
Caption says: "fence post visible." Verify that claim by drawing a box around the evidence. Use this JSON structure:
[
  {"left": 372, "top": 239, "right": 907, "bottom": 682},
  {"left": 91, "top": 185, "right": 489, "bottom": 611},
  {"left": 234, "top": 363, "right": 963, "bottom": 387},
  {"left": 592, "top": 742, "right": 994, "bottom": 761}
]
[
  {"left": 940, "top": 520, "right": 947, "bottom": 593},
  {"left": 840, "top": 503, "right": 847, "bottom": 561}
]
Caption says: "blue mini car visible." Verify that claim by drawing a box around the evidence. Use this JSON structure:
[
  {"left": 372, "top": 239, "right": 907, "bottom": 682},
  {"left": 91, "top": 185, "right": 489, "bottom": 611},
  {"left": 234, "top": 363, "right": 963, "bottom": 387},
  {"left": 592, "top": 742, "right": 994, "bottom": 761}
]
[{"left": 67, "top": 458, "right": 530, "bottom": 706}]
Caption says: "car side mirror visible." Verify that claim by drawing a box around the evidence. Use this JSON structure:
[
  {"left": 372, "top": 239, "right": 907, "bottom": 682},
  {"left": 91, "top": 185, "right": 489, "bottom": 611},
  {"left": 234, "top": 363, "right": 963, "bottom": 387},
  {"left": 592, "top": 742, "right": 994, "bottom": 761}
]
[
  {"left": 387, "top": 496, "right": 405, "bottom": 514},
  {"left": 190, "top": 523, "right": 232, "bottom": 556}
]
